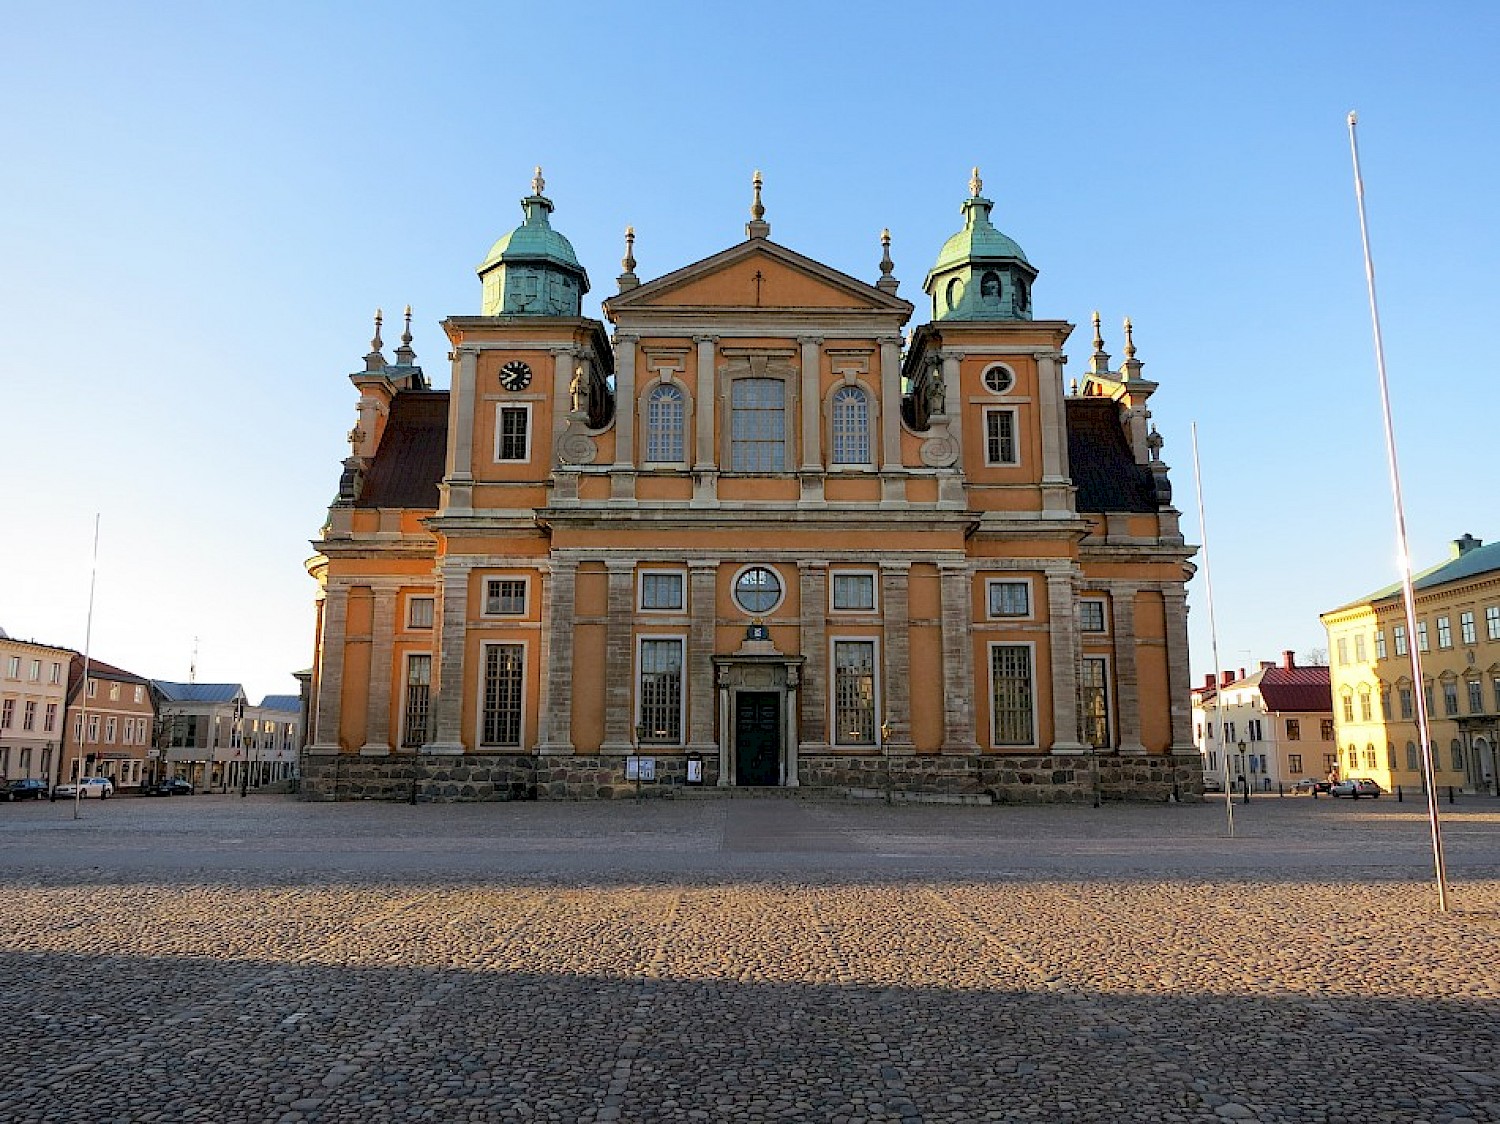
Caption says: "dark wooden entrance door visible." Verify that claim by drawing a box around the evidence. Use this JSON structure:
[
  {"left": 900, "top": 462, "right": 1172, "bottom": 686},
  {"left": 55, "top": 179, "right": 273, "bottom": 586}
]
[{"left": 735, "top": 692, "right": 781, "bottom": 786}]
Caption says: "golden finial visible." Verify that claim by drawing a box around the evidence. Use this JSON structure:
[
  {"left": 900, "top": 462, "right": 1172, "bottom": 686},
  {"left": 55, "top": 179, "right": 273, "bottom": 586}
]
[
  {"left": 969, "top": 166, "right": 983, "bottom": 197},
  {"left": 531, "top": 165, "right": 545, "bottom": 195},
  {"left": 751, "top": 170, "right": 765, "bottom": 221}
]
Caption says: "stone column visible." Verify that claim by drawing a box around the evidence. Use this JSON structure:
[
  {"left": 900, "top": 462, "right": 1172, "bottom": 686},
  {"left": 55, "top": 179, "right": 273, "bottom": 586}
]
[
  {"left": 1162, "top": 585, "right": 1195, "bottom": 752},
  {"left": 536, "top": 560, "right": 575, "bottom": 755},
  {"left": 309, "top": 581, "right": 349, "bottom": 753},
  {"left": 360, "top": 586, "right": 397, "bottom": 755},
  {"left": 1048, "top": 570, "right": 1087, "bottom": 753},
  {"left": 798, "top": 560, "right": 829, "bottom": 751},
  {"left": 938, "top": 561, "right": 980, "bottom": 753},
  {"left": 601, "top": 560, "right": 636, "bottom": 753},
  {"left": 612, "top": 334, "right": 638, "bottom": 500},
  {"left": 424, "top": 562, "right": 469, "bottom": 755},
  {"left": 799, "top": 336, "right": 823, "bottom": 471},
  {"left": 785, "top": 671, "right": 800, "bottom": 787},
  {"left": 693, "top": 335, "right": 719, "bottom": 504},
  {"left": 1112, "top": 584, "right": 1146, "bottom": 755},
  {"left": 880, "top": 561, "right": 914, "bottom": 752},
  {"left": 717, "top": 672, "right": 733, "bottom": 786},
  {"left": 1037, "top": 350, "right": 1072, "bottom": 516},
  {"left": 687, "top": 561, "right": 718, "bottom": 752},
  {"left": 878, "top": 335, "right": 904, "bottom": 504},
  {"left": 443, "top": 346, "right": 478, "bottom": 512}
]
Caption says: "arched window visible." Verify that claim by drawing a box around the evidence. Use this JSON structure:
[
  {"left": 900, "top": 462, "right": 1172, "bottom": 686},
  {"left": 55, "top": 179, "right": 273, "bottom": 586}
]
[
  {"left": 1364, "top": 743, "right": 1377, "bottom": 769},
  {"left": 1386, "top": 743, "right": 1397, "bottom": 770},
  {"left": 1405, "top": 741, "right": 1418, "bottom": 771},
  {"left": 1347, "top": 746, "right": 1358, "bottom": 769},
  {"left": 830, "top": 386, "right": 871, "bottom": 465},
  {"left": 646, "top": 383, "right": 685, "bottom": 463}
]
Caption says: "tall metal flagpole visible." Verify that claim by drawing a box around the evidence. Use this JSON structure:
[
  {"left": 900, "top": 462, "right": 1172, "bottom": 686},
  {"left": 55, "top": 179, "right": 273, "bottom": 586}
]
[
  {"left": 75, "top": 514, "right": 101, "bottom": 821},
  {"left": 1347, "top": 111, "right": 1448, "bottom": 913},
  {"left": 1190, "top": 423, "right": 1234, "bottom": 838}
]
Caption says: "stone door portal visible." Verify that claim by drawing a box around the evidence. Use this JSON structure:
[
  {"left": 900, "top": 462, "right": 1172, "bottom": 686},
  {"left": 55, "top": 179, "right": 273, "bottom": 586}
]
[{"left": 735, "top": 692, "right": 781, "bottom": 786}]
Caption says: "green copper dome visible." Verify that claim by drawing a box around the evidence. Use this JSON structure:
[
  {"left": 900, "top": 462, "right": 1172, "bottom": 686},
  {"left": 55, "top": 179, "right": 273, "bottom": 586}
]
[
  {"left": 924, "top": 174, "right": 1037, "bottom": 323},
  {"left": 478, "top": 170, "right": 590, "bottom": 317}
]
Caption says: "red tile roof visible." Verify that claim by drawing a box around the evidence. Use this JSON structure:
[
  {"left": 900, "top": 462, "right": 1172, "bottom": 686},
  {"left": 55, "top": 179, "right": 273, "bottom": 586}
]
[{"left": 1255, "top": 666, "right": 1331, "bottom": 713}]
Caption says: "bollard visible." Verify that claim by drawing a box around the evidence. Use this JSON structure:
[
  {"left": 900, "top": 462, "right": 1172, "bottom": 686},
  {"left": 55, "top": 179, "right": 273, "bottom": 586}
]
[
  {"left": 1448, "top": 785, "right": 1455, "bottom": 805},
  {"left": 1278, "top": 783, "right": 1284, "bottom": 797},
  {"left": 1241, "top": 781, "right": 1250, "bottom": 806},
  {"left": 1396, "top": 785, "right": 1402, "bottom": 803}
]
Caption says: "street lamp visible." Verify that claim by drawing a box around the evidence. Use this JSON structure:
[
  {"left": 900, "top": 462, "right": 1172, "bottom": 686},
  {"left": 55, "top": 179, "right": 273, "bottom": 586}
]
[
  {"left": 1237, "top": 739, "right": 1249, "bottom": 804},
  {"left": 236, "top": 698, "right": 249, "bottom": 798}
]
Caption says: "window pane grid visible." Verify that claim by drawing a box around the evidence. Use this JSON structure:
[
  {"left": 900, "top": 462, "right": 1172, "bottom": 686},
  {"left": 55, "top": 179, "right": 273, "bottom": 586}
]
[
  {"left": 991, "top": 645, "right": 1034, "bottom": 746},
  {"left": 989, "top": 581, "right": 1029, "bottom": 618},
  {"left": 833, "top": 642, "right": 876, "bottom": 744},
  {"left": 498, "top": 407, "right": 529, "bottom": 460},
  {"left": 639, "top": 640, "right": 683, "bottom": 743},
  {"left": 832, "top": 574, "right": 875, "bottom": 611},
  {"left": 1081, "top": 657, "right": 1109, "bottom": 747},
  {"left": 482, "top": 645, "right": 524, "bottom": 746},
  {"left": 641, "top": 573, "right": 684, "bottom": 611},
  {"left": 830, "top": 386, "right": 870, "bottom": 464},
  {"left": 647, "top": 384, "right": 684, "bottom": 462},
  {"left": 402, "top": 655, "right": 431, "bottom": 748},
  {"left": 486, "top": 579, "right": 526, "bottom": 615},
  {"left": 730, "top": 378, "right": 785, "bottom": 471},
  {"left": 985, "top": 410, "right": 1016, "bottom": 465}
]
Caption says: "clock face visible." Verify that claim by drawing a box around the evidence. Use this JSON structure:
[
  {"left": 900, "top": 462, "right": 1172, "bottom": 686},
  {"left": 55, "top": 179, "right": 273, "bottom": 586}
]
[{"left": 499, "top": 360, "right": 532, "bottom": 391}]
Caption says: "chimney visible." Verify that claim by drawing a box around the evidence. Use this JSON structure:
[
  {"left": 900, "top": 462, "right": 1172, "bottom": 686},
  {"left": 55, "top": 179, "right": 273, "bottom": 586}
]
[
  {"left": 1238, "top": 668, "right": 1245, "bottom": 681},
  {"left": 1283, "top": 650, "right": 1296, "bottom": 669},
  {"left": 1204, "top": 673, "right": 1217, "bottom": 691},
  {"left": 1220, "top": 670, "right": 1234, "bottom": 688},
  {"left": 1451, "top": 533, "right": 1482, "bottom": 558},
  {"left": 1260, "top": 660, "right": 1274, "bottom": 671}
]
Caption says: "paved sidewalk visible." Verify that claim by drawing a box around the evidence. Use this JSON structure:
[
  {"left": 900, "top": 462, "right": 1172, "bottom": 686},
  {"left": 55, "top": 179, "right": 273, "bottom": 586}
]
[{"left": 1, "top": 797, "right": 1497, "bottom": 1122}]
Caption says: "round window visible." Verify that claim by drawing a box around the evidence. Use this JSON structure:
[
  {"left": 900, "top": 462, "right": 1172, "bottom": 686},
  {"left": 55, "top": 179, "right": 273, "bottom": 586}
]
[
  {"left": 733, "top": 566, "right": 783, "bottom": 615},
  {"left": 982, "top": 364, "right": 1015, "bottom": 395}
]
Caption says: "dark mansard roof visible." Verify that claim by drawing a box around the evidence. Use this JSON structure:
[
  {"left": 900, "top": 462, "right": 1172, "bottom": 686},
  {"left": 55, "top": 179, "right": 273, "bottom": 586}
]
[
  {"left": 356, "top": 391, "right": 449, "bottom": 510},
  {"left": 1064, "top": 397, "right": 1160, "bottom": 514}
]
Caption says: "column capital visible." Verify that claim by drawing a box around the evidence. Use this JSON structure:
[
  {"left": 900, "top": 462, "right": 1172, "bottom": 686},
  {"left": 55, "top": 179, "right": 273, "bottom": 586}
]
[
  {"left": 613, "top": 332, "right": 640, "bottom": 346},
  {"left": 797, "top": 558, "right": 830, "bottom": 571},
  {"left": 693, "top": 334, "right": 718, "bottom": 345},
  {"left": 549, "top": 345, "right": 575, "bottom": 357},
  {"left": 456, "top": 344, "right": 482, "bottom": 358},
  {"left": 878, "top": 559, "right": 913, "bottom": 574},
  {"left": 604, "top": 559, "right": 637, "bottom": 573},
  {"left": 687, "top": 559, "right": 721, "bottom": 572},
  {"left": 877, "top": 336, "right": 904, "bottom": 348}
]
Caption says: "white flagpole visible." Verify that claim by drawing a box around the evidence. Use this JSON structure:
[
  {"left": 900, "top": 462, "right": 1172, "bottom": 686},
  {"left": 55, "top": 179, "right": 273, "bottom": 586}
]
[
  {"left": 1347, "top": 111, "right": 1448, "bottom": 913},
  {"left": 1190, "top": 423, "right": 1234, "bottom": 838},
  {"left": 75, "top": 514, "right": 100, "bottom": 820}
]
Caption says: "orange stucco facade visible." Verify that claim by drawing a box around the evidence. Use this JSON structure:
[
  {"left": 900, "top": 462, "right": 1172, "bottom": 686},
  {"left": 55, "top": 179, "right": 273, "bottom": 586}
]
[{"left": 305, "top": 175, "right": 1200, "bottom": 801}]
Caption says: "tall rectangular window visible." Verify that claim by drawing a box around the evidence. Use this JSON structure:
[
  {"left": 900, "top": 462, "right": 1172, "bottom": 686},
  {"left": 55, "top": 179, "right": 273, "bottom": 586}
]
[
  {"left": 646, "top": 383, "right": 685, "bottom": 462},
  {"left": 1394, "top": 625, "right": 1407, "bottom": 655},
  {"left": 639, "top": 639, "right": 683, "bottom": 744},
  {"left": 1399, "top": 686, "right": 1413, "bottom": 719},
  {"left": 988, "top": 580, "right": 1030, "bottom": 619},
  {"left": 22, "top": 700, "right": 36, "bottom": 731},
  {"left": 730, "top": 378, "right": 785, "bottom": 471},
  {"left": 1460, "top": 611, "right": 1476, "bottom": 645},
  {"left": 1375, "top": 631, "right": 1387, "bottom": 659},
  {"left": 1437, "top": 616, "right": 1452, "bottom": 649},
  {"left": 50, "top": 662, "right": 62, "bottom": 684},
  {"left": 1468, "top": 679, "right": 1483, "bottom": 714},
  {"left": 496, "top": 405, "right": 530, "bottom": 462},
  {"left": 1320, "top": 717, "right": 1335, "bottom": 741},
  {"left": 481, "top": 644, "right": 524, "bottom": 746},
  {"left": 1336, "top": 638, "right": 1348, "bottom": 664},
  {"left": 0, "top": 699, "right": 12, "bottom": 729},
  {"left": 1417, "top": 621, "right": 1429, "bottom": 652},
  {"left": 1443, "top": 682, "right": 1459, "bottom": 716},
  {"left": 1288, "top": 754, "right": 1303, "bottom": 774},
  {"left": 984, "top": 409, "right": 1017, "bottom": 465},
  {"left": 990, "top": 645, "right": 1034, "bottom": 746},
  {"left": 4, "top": 656, "right": 17, "bottom": 678},
  {"left": 402, "top": 654, "right": 432, "bottom": 748},
  {"left": 830, "top": 386, "right": 871, "bottom": 465},
  {"left": 28, "top": 659, "right": 40, "bottom": 681},
  {"left": 640, "top": 571, "right": 685, "bottom": 612},
  {"left": 1354, "top": 635, "right": 1367, "bottom": 662},
  {"left": 1487, "top": 606, "right": 1500, "bottom": 641},
  {"left": 1078, "top": 600, "right": 1107, "bottom": 633},
  {"left": 1286, "top": 718, "right": 1301, "bottom": 741},
  {"left": 1081, "top": 657, "right": 1110, "bottom": 748},
  {"left": 485, "top": 579, "right": 527, "bottom": 616},
  {"left": 408, "top": 597, "right": 435, "bottom": 629},
  {"left": 44, "top": 703, "right": 57, "bottom": 732},
  {"left": 87, "top": 715, "right": 100, "bottom": 743},
  {"left": 831, "top": 573, "right": 876, "bottom": 612},
  {"left": 833, "top": 640, "right": 876, "bottom": 745}
]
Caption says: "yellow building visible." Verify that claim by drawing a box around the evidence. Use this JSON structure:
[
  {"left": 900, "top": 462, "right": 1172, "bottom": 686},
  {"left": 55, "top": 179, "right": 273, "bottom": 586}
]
[
  {"left": 1322, "top": 534, "right": 1500, "bottom": 794},
  {"left": 305, "top": 170, "right": 1200, "bottom": 801},
  {"left": 0, "top": 633, "right": 72, "bottom": 787}
]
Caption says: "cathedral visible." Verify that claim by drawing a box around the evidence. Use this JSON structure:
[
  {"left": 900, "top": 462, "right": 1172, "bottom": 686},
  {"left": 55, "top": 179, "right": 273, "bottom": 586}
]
[{"left": 304, "top": 169, "right": 1201, "bottom": 801}]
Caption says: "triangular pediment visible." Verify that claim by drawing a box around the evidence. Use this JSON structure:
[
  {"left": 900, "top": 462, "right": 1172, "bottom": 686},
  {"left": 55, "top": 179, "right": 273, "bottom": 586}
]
[{"left": 604, "top": 239, "right": 912, "bottom": 317}]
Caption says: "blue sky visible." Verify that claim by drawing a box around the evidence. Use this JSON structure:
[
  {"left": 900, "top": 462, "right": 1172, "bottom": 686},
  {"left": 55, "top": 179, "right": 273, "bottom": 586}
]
[{"left": 2, "top": 1, "right": 1496, "bottom": 701}]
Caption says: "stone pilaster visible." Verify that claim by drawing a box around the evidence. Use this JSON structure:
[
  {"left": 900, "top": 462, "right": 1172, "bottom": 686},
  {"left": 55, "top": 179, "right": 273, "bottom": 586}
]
[
  {"left": 938, "top": 351, "right": 966, "bottom": 505},
  {"left": 687, "top": 561, "right": 718, "bottom": 752},
  {"left": 601, "top": 560, "right": 636, "bottom": 753},
  {"left": 1163, "top": 585, "right": 1195, "bottom": 752},
  {"left": 1112, "top": 584, "right": 1146, "bottom": 754},
  {"left": 442, "top": 346, "right": 478, "bottom": 513},
  {"left": 1037, "top": 350, "right": 1073, "bottom": 516},
  {"left": 536, "top": 559, "right": 575, "bottom": 755},
  {"left": 879, "top": 561, "right": 914, "bottom": 752},
  {"left": 424, "top": 562, "right": 470, "bottom": 755},
  {"left": 878, "top": 336, "right": 904, "bottom": 504},
  {"left": 799, "top": 336, "right": 823, "bottom": 471},
  {"left": 939, "top": 561, "right": 980, "bottom": 752},
  {"left": 693, "top": 335, "right": 719, "bottom": 503},
  {"left": 360, "top": 586, "right": 397, "bottom": 755},
  {"left": 308, "top": 581, "right": 349, "bottom": 753},
  {"left": 550, "top": 345, "right": 574, "bottom": 454},
  {"left": 797, "top": 560, "right": 829, "bottom": 751},
  {"left": 1048, "top": 570, "right": 1088, "bottom": 753},
  {"left": 612, "top": 334, "right": 638, "bottom": 500}
]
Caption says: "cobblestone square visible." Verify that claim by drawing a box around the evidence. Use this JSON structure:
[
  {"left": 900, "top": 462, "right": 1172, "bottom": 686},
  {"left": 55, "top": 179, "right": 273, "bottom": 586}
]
[{"left": 1, "top": 795, "right": 1497, "bottom": 1122}]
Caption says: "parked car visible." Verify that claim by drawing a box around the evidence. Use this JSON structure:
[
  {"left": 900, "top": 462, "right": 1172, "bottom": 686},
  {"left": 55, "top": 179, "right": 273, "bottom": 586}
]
[
  {"left": 1329, "top": 777, "right": 1383, "bottom": 799},
  {"left": 51, "top": 777, "right": 115, "bottom": 800},
  {"left": 1292, "top": 778, "right": 1334, "bottom": 794},
  {"left": 145, "top": 778, "right": 194, "bottom": 797},
  {"left": 3, "top": 778, "right": 49, "bottom": 802},
  {"left": 1201, "top": 775, "right": 1224, "bottom": 793}
]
